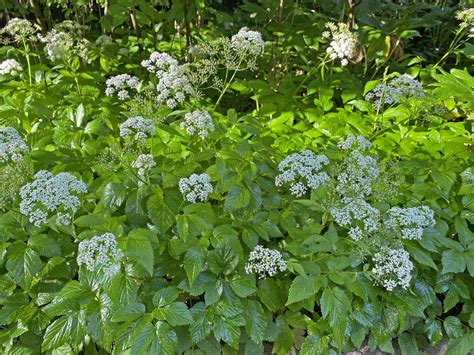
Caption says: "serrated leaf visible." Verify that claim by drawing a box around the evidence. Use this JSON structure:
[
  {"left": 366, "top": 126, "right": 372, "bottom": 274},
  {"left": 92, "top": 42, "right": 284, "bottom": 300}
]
[
  {"left": 230, "top": 274, "right": 256, "bottom": 297},
  {"left": 111, "top": 303, "right": 145, "bottom": 322},
  {"left": 398, "top": 332, "right": 418, "bottom": 355},
  {"left": 152, "top": 287, "right": 180, "bottom": 308},
  {"left": 42, "top": 310, "right": 86, "bottom": 351},
  {"left": 245, "top": 300, "right": 267, "bottom": 344},
  {"left": 6, "top": 243, "right": 41, "bottom": 291},
  {"left": 286, "top": 276, "right": 321, "bottom": 305},
  {"left": 151, "top": 321, "right": 178, "bottom": 354},
  {"left": 154, "top": 302, "right": 193, "bottom": 326},
  {"left": 443, "top": 316, "right": 463, "bottom": 338},
  {"left": 446, "top": 332, "right": 474, "bottom": 355},
  {"left": 442, "top": 250, "right": 466, "bottom": 274},
  {"left": 258, "top": 278, "right": 286, "bottom": 312},
  {"left": 126, "top": 230, "right": 154, "bottom": 276},
  {"left": 224, "top": 185, "right": 251, "bottom": 212},
  {"left": 184, "top": 247, "right": 205, "bottom": 287},
  {"left": 424, "top": 320, "right": 443, "bottom": 345}
]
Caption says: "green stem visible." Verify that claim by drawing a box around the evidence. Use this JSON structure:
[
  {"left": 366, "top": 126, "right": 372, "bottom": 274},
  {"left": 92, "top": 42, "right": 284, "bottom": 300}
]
[{"left": 22, "top": 39, "right": 32, "bottom": 87}]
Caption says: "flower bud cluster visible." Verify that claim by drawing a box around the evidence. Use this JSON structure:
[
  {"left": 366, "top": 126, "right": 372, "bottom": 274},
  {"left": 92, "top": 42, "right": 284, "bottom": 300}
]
[
  {"left": 19, "top": 170, "right": 87, "bottom": 227},
  {"left": 0, "top": 127, "right": 29, "bottom": 163},
  {"left": 77, "top": 233, "right": 123, "bottom": 277},
  {"left": 179, "top": 173, "right": 213, "bottom": 203},
  {"left": 180, "top": 110, "right": 215, "bottom": 138},
  {"left": 245, "top": 245, "right": 286, "bottom": 278},
  {"left": 275, "top": 150, "right": 329, "bottom": 197}
]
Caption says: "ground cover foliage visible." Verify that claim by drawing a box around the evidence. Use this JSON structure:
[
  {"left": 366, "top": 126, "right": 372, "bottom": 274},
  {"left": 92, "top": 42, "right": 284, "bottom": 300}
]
[{"left": 0, "top": 0, "right": 473, "bottom": 354}]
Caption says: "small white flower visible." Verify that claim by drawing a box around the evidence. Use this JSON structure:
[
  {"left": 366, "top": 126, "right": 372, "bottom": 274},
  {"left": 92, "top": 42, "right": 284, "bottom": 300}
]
[
  {"left": 385, "top": 206, "right": 435, "bottom": 240},
  {"left": 372, "top": 247, "right": 413, "bottom": 291},
  {"left": 0, "top": 127, "right": 28, "bottom": 163},
  {"left": 1, "top": 18, "right": 40, "bottom": 43},
  {"left": 180, "top": 110, "right": 215, "bottom": 138},
  {"left": 141, "top": 51, "right": 178, "bottom": 76},
  {"left": 231, "top": 27, "right": 265, "bottom": 56},
  {"left": 179, "top": 173, "right": 213, "bottom": 203},
  {"left": 119, "top": 116, "right": 155, "bottom": 142},
  {"left": 77, "top": 233, "right": 123, "bottom": 277},
  {"left": 105, "top": 74, "right": 140, "bottom": 101},
  {"left": 365, "top": 75, "right": 424, "bottom": 110},
  {"left": 245, "top": 245, "right": 286, "bottom": 278},
  {"left": 0, "top": 59, "right": 22, "bottom": 76},
  {"left": 275, "top": 150, "right": 329, "bottom": 197}
]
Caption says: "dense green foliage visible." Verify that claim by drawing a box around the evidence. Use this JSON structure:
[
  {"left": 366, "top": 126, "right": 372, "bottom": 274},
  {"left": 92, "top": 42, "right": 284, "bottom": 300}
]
[{"left": 0, "top": 1, "right": 473, "bottom": 354}]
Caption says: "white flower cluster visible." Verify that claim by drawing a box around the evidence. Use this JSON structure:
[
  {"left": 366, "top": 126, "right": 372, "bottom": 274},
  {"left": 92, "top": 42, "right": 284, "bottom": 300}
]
[
  {"left": 0, "top": 127, "right": 29, "bottom": 163},
  {"left": 19, "top": 170, "right": 87, "bottom": 227},
  {"left": 0, "top": 18, "right": 40, "bottom": 43},
  {"left": 372, "top": 247, "right": 413, "bottom": 291},
  {"left": 275, "top": 150, "right": 329, "bottom": 197},
  {"left": 132, "top": 154, "right": 156, "bottom": 175},
  {"left": 385, "top": 206, "right": 435, "bottom": 240},
  {"left": 0, "top": 59, "right": 22, "bottom": 76},
  {"left": 336, "top": 143, "right": 379, "bottom": 198},
  {"left": 245, "top": 245, "right": 286, "bottom": 278},
  {"left": 77, "top": 233, "right": 123, "bottom": 277},
  {"left": 141, "top": 51, "right": 193, "bottom": 109},
  {"left": 105, "top": 74, "right": 140, "bottom": 101},
  {"left": 456, "top": 8, "right": 474, "bottom": 29},
  {"left": 365, "top": 75, "right": 424, "bottom": 110},
  {"left": 179, "top": 173, "right": 213, "bottom": 203},
  {"left": 337, "top": 134, "right": 372, "bottom": 151},
  {"left": 119, "top": 116, "right": 155, "bottom": 142},
  {"left": 331, "top": 197, "right": 380, "bottom": 241},
  {"left": 231, "top": 27, "right": 265, "bottom": 56},
  {"left": 180, "top": 110, "right": 215, "bottom": 138},
  {"left": 141, "top": 51, "right": 178, "bottom": 76},
  {"left": 322, "top": 22, "right": 358, "bottom": 66}
]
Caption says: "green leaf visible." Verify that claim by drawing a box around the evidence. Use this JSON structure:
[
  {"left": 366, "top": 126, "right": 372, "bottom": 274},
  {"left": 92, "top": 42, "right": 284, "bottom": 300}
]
[
  {"left": 152, "top": 287, "right": 180, "bottom": 308},
  {"left": 184, "top": 247, "right": 205, "bottom": 287},
  {"left": 154, "top": 302, "right": 193, "bottom": 326},
  {"left": 245, "top": 300, "right": 267, "bottom": 344},
  {"left": 131, "top": 321, "right": 154, "bottom": 354},
  {"left": 224, "top": 185, "right": 251, "bottom": 212},
  {"left": 126, "top": 230, "right": 154, "bottom": 276},
  {"left": 286, "top": 276, "right": 321, "bottom": 305},
  {"left": 442, "top": 250, "right": 466, "bottom": 274},
  {"left": 258, "top": 278, "right": 286, "bottom": 312},
  {"left": 443, "top": 316, "right": 463, "bottom": 338},
  {"left": 6, "top": 243, "right": 41, "bottom": 291},
  {"left": 455, "top": 216, "right": 473, "bottom": 246},
  {"left": 208, "top": 236, "right": 241, "bottom": 275},
  {"left": 151, "top": 321, "right": 178, "bottom": 354},
  {"left": 398, "top": 332, "right": 418, "bottom": 355},
  {"left": 147, "top": 188, "right": 177, "bottom": 235},
  {"left": 230, "top": 274, "right": 257, "bottom": 298},
  {"left": 42, "top": 310, "right": 86, "bottom": 351},
  {"left": 112, "top": 303, "right": 146, "bottom": 322},
  {"left": 74, "top": 214, "right": 106, "bottom": 227},
  {"left": 446, "top": 332, "right": 474, "bottom": 355},
  {"left": 424, "top": 320, "right": 443, "bottom": 345}
]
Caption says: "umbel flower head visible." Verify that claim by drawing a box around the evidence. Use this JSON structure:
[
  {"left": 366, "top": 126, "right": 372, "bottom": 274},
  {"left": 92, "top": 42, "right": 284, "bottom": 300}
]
[
  {"left": 132, "top": 154, "right": 156, "bottom": 176},
  {"left": 180, "top": 110, "right": 215, "bottom": 138},
  {"left": 275, "top": 150, "right": 329, "bottom": 197},
  {"left": 0, "top": 127, "right": 29, "bottom": 163},
  {"left": 0, "top": 59, "right": 22, "bottom": 76},
  {"left": 19, "top": 170, "right": 87, "bottom": 227},
  {"left": 231, "top": 27, "right": 265, "bottom": 56},
  {"left": 119, "top": 116, "right": 155, "bottom": 142},
  {"left": 141, "top": 51, "right": 193, "bottom": 109},
  {"left": 0, "top": 18, "right": 40, "bottom": 43},
  {"left": 105, "top": 74, "right": 140, "bottom": 101},
  {"left": 372, "top": 246, "right": 413, "bottom": 291},
  {"left": 365, "top": 74, "right": 424, "bottom": 110},
  {"left": 245, "top": 245, "right": 286, "bottom": 278},
  {"left": 323, "top": 22, "right": 358, "bottom": 66},
  {"left": 385, "top": 206, "right": 435, "bottom": 240},
  {"left": 179, "top": 173, "right": 213, "bottom": 203},
  {"left": 456, "top": 8, "right": 474, "bottom": 29},
  {"left": 77, "top": 233, "right": 123, "bottom": 277}
]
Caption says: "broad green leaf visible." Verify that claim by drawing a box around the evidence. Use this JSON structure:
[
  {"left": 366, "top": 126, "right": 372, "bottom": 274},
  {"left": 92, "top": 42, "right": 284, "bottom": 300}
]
[
  {"left": 398, "top": 332, "right": 418, "bottom": 355},
  {"left": 154, "top": 302, "right": 193, "bottom": 326},
  {"left": 245, "top": 300, "right": 267, "bottom": 344},
  {"left": 152, "top": 287, "right": 180, "bottom": 308},
  {"left": 126, "top": 230, "right": 154, "bottom": 276},
  {"left": 208, "top": 236, "right": 241, "bottom": 275},
  {"left": 6, "top": 243, "right": 41, "bottom": 291},
  {"left": 230, "top": 274, "right": 256, "bottom": 298},
  {"left": 112, "top": 303, "right": 146, "bottom": 322},
  {"left": 441, "top": 250, "right": 466, "bottom": 274},
  {"left": 443, "top": 316, "right": 463, "bottom": 338},
  {"left": 424, "top": 320, "right": 443, "bottom": 345},
  {"left": 151, "top": 321, "right": 178, "bottom": 354},
  {"left": 446, "top": 332, "right": 474, "bottom": 355},
  {"left": 184, "top": 247, "right": 205, "bottom": 287},
  {"left": 42, "top": 310, "right": 86, "bottom": 351},
  {"left": 286, "top": 276, "right": 321, "bottom": 305},
  {"left": 224, "top": 185, "right": 251, "bottom": 212}
]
